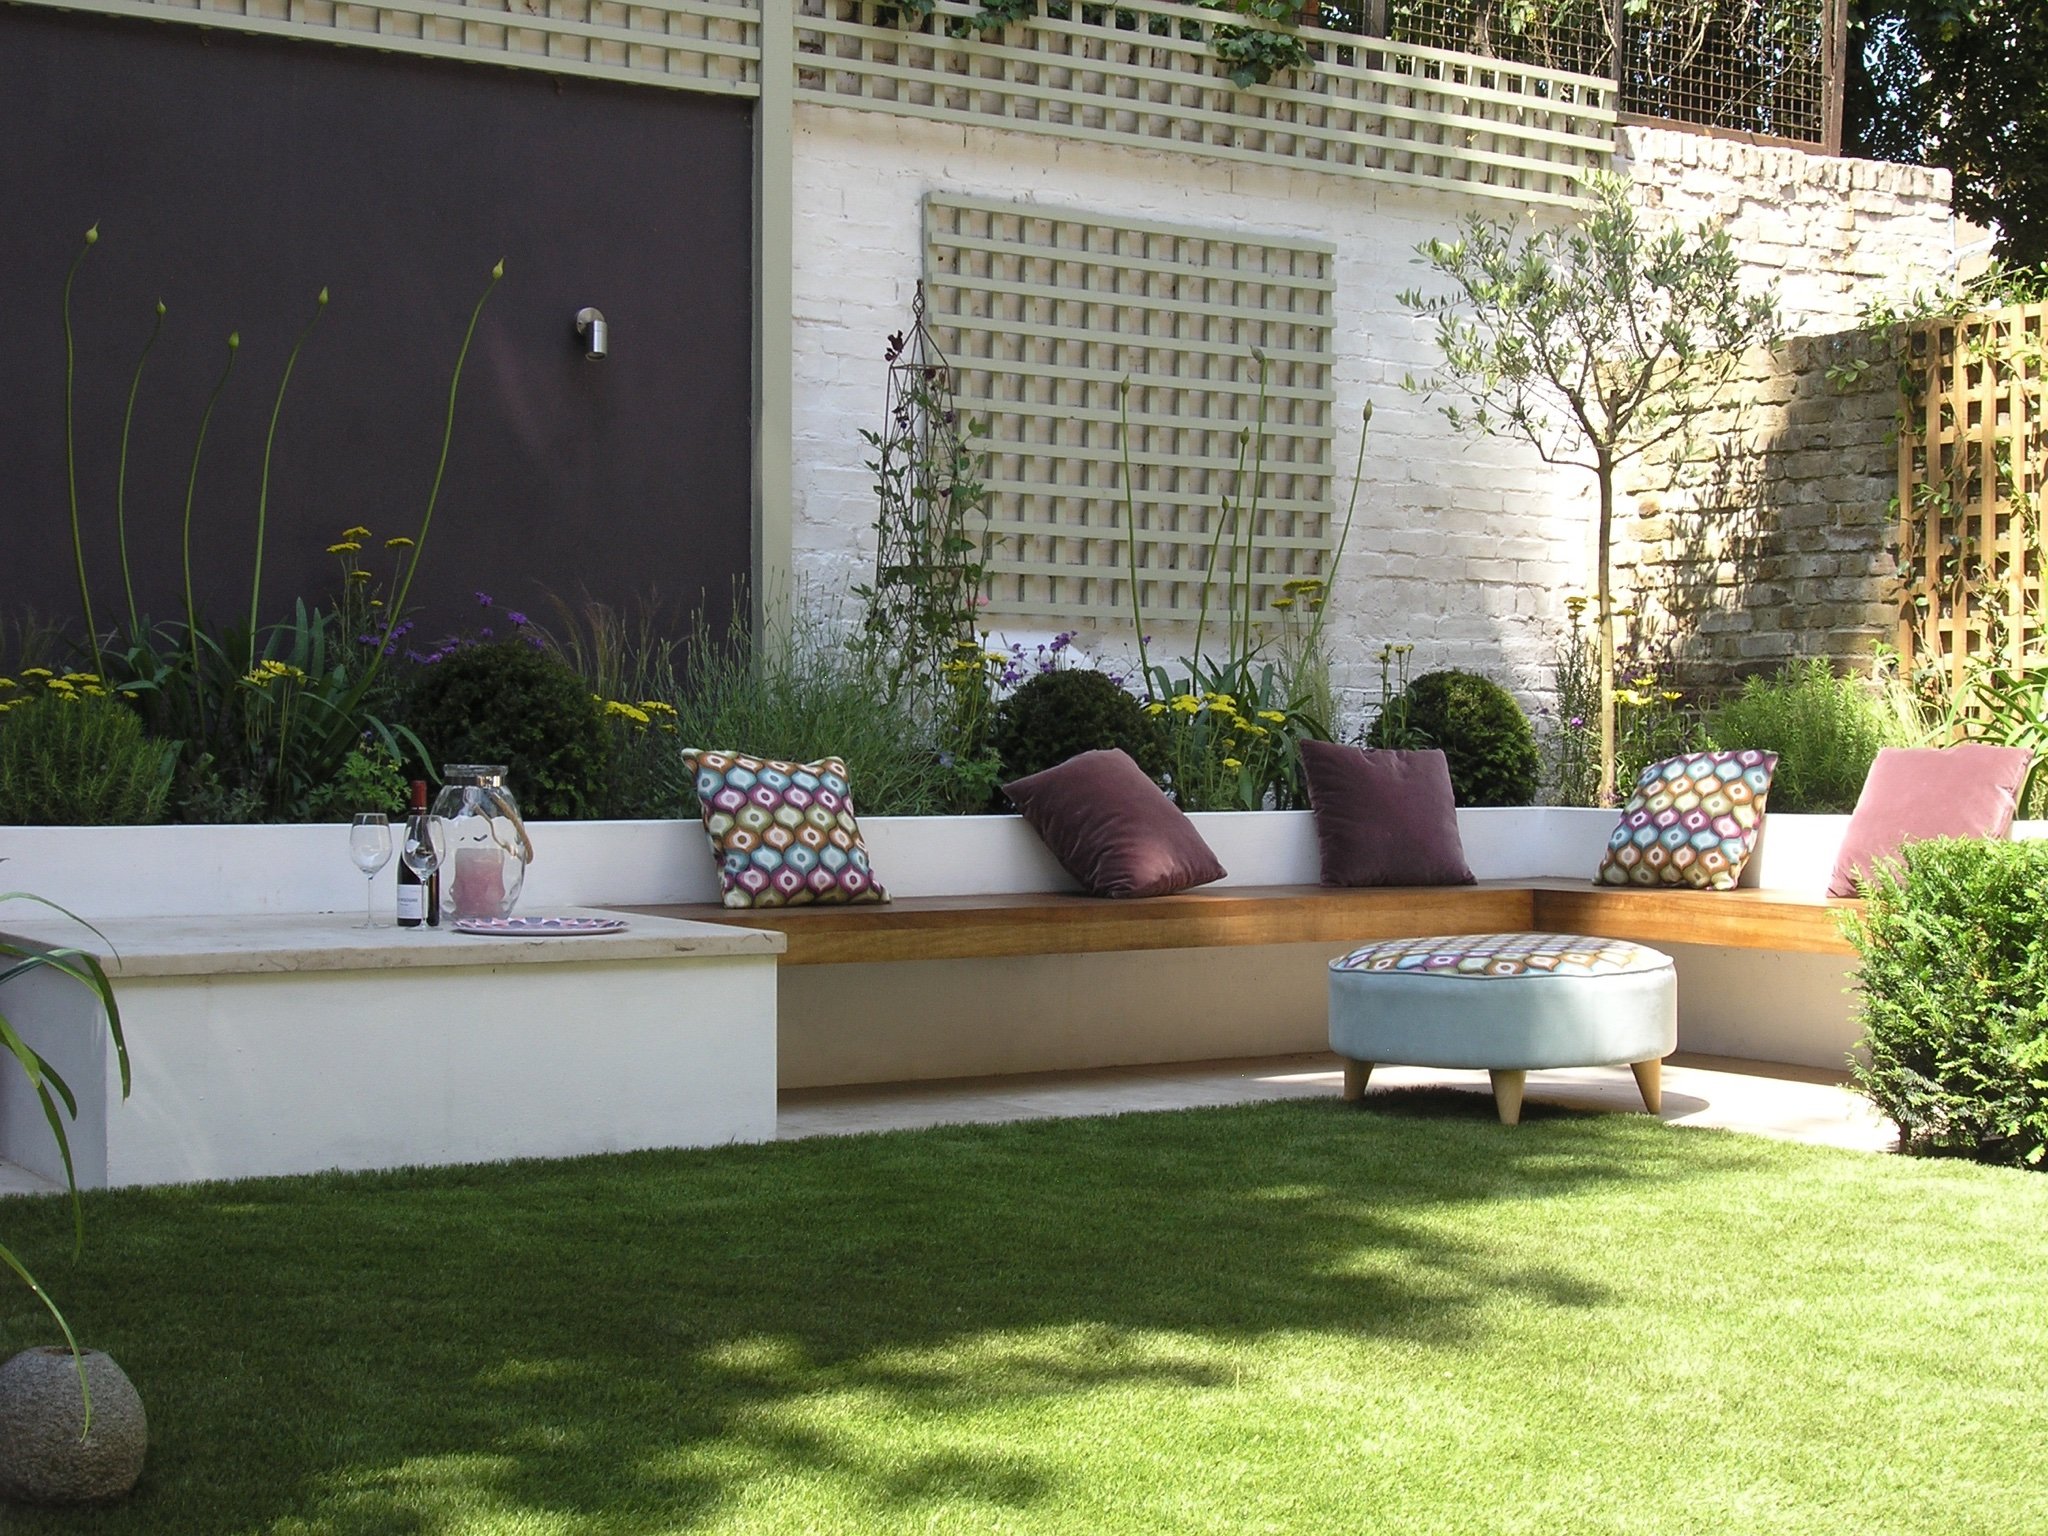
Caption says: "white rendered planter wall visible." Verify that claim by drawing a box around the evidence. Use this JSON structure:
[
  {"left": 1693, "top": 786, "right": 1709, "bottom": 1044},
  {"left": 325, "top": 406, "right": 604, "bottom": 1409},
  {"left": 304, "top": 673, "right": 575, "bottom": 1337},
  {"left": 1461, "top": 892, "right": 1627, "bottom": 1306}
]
[{"left": 8, "top": 810, "right": 2004, "bottom": 1092}]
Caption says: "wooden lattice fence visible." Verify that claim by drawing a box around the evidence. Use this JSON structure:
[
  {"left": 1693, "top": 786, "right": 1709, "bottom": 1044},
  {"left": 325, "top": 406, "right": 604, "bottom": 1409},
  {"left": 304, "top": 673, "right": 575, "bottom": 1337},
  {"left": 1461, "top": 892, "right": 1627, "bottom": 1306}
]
[{"left": 1897, "top": 301, "right": 2048, "bottom": 694}]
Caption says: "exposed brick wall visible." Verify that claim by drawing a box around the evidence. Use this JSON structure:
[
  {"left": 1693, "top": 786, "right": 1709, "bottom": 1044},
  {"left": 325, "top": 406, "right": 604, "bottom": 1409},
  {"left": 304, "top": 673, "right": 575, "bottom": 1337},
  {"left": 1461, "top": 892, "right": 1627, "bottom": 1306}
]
[{"left": 1612, "top": 332, "right": 1902, "bottom": 691}]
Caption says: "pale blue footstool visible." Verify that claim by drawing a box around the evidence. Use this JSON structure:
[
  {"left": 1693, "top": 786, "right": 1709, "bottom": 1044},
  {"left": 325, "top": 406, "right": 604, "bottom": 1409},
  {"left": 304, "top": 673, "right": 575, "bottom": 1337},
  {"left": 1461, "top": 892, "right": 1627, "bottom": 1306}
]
[{"left": 1328, "top": 933, "right": 1677, "bottom": 1125}]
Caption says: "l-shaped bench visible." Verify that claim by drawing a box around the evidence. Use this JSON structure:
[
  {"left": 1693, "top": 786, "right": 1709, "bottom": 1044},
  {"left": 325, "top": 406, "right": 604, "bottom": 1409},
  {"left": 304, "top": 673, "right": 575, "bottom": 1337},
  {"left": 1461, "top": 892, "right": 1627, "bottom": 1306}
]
[
  {"left": 622, "top": 878, "right": 1855, "bottom": 964},
  {"left": 616, "top": 833, "right": 1863, "bottom": 1089}
]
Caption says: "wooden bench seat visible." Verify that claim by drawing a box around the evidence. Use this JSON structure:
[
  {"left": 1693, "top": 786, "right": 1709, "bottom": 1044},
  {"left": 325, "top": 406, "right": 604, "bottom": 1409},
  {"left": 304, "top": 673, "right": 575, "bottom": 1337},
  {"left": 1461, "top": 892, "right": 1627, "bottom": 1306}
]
[{"left": 616, "top": 879, "right": 1857, "bottom": 965}]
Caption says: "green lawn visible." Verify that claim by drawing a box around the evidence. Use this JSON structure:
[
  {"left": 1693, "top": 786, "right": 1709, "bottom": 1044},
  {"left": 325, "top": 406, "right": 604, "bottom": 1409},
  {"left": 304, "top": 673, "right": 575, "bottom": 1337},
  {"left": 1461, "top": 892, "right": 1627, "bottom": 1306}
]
[{"left": 2, "top": 1094, "right": 2043, "bottom": 1534}]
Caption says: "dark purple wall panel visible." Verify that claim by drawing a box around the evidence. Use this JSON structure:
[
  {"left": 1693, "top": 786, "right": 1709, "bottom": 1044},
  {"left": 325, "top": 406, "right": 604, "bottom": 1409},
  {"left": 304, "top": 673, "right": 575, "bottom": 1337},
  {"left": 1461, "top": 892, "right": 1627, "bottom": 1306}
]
[{"left": 0, "top": 8, "right": 753, "bottom": 648}]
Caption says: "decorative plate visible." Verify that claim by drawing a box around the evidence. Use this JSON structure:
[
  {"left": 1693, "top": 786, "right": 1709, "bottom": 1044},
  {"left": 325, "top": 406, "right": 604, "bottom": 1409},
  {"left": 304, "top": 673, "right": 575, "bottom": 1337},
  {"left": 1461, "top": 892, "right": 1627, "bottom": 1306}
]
[{"left": 451, "top": 915, "right": 627, "bottom": 937}]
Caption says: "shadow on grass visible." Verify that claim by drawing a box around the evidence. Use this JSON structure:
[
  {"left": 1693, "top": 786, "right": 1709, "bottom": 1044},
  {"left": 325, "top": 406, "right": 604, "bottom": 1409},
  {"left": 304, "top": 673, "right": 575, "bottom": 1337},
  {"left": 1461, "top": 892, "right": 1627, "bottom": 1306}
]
[{"left": 0, "top": 1097, "right": 1775, "bottom": 1533}]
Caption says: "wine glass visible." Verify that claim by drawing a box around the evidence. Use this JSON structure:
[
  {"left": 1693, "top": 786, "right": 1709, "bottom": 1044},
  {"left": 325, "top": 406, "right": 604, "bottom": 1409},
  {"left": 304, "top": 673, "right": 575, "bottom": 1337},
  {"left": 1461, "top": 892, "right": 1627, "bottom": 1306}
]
[
  {"left": 400, "top": 814, "right": 448, "bottom": 929},
  {"left": 349, "top": 813, "right": 393, "bottom": 929}
]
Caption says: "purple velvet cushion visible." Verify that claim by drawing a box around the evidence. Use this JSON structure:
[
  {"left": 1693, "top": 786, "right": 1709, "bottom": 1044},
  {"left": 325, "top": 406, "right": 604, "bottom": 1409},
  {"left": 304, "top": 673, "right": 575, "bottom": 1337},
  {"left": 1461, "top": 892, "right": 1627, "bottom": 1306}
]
[
  {"left": 1002, "top": 749, "right": 1226, "bottom": 898},
  {"left": 1827, "top": 745, "right": 2035, "bottom": 897},
  {"left": 1298, "top": 741, "right": 1476, "bottom": 887}
]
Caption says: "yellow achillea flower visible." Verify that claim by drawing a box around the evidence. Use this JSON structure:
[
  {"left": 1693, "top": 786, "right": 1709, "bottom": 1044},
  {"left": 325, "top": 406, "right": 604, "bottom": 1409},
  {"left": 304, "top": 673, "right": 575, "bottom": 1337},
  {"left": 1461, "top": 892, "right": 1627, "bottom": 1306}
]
[
  {"left": 638, "top": 700, "right": 679, "bottom": 717},
  {"left": 1223, "top": 757, "right": 1243, "bottom": 770},
  {"left": 327, "top": 541, "right": 362, "bottom": 554},
  {"left": 1272, "top": 597, "right": 1295, "bottom": 610},
  {"left": 44, "top": 678, "right": 76, "bottom": 693},
  {"left": 1257, "top": 710, "right": 1285, "bottom": 724},
  {"left": 245, "top": 660, "right": 307, "bottom": 687},
  {"left": 1145, "top": 701, "right": 1166, "bottom": 716},
  {"left": 341, "top": 525, "right": 372, "bottom": 539},
  {"left": 604, "top": 700, "right": 651, "bottom": 725},
  {"left": 385, "top": 536, "right": 415, "bottom": 549},
  {"left": 0, "top": 678, "right": 16, "bottom": 691},
  {"left": 1170, "top": 694, "right": 1201, "bottom": 715},
  {"left": 346, "top": 569, "right": 373, "bottom": 582},
  {"left": 21, "top": 667, "right": 54, "bottom": 679}
]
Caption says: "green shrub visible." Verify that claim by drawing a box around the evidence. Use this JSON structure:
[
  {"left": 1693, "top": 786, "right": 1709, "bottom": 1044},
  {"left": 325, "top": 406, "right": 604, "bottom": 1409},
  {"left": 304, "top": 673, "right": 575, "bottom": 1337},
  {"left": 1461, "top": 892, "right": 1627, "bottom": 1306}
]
[
  {"left": 663, "top": 604, "right": 966, "bottom": 817},
  {"left": 305, "top": 742, "right": 410, "bottom": 821},
  {"left": 1706, "top": 658, "right": 1902, "bottom": 813},
  {"left": 1366, "top": 669, "right": 1540, "bottom": 806},
  {"left": 0, "top": 688, "right": 176, "bottom": 825},
  {"left": 991, "top": 669, "right": 1168, "bottom": 790},
  {"left": 1841, "top": 837, "right": 2048, "bottom": 1168},
  {"left": 400, "top": 642, "right": 608, "bottom": 819}
]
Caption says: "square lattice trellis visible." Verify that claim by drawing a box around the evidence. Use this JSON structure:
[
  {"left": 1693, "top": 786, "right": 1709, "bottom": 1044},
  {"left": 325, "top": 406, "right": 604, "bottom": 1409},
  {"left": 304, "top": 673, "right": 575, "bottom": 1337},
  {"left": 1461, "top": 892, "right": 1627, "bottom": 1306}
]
[{"left": 922, "top": 194, "right": 1337, "bottom": 626}]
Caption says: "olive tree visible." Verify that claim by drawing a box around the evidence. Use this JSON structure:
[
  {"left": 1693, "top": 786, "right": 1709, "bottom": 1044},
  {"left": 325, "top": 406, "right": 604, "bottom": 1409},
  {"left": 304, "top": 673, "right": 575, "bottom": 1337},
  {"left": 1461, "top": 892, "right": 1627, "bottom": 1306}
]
[{"left": 1399, "top": 173, "right": 1780, "bottom": 803}]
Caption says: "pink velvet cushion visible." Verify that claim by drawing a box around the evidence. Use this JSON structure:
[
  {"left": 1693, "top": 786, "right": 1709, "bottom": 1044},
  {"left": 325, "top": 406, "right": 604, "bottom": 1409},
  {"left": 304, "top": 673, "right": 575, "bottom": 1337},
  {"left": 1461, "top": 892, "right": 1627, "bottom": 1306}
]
[
  {"left": 1299, "top": 741, "right": 1476, "bottom": 887},
  {"left": 1002, "top": 748, "right": 1226, "bottom": 898},
  {"left": 1827, "top": 745, "right": 2035, "bottom": 897}
]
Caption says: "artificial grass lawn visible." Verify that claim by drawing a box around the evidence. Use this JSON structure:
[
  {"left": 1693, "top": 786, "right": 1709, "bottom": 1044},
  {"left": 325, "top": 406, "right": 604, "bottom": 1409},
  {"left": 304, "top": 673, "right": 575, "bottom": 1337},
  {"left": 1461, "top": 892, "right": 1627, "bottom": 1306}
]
[{"left": 3, "top": 1095, "right": 2044, "bottom": 1535}]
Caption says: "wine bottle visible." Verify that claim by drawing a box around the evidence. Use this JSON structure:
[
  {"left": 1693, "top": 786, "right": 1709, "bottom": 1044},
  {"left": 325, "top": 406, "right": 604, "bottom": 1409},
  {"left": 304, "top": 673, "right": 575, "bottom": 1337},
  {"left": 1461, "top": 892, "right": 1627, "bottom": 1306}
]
[{"left": 396, "top": 779, "right": 440, "bottom": 928}]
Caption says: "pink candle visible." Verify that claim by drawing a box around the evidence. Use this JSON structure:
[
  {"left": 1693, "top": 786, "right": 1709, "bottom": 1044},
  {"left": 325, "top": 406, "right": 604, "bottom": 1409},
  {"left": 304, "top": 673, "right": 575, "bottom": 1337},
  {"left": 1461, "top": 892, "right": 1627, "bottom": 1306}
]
[{"left": 452, "top": 846, "right": 506, "bottom": 917}]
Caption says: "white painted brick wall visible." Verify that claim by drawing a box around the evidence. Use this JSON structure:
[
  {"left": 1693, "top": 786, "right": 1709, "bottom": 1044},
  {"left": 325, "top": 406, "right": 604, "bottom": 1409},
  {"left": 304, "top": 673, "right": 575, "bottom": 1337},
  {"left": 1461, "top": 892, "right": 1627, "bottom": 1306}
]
[{"left": 789, "top": 106, "right": 1958, "bottom": 732}]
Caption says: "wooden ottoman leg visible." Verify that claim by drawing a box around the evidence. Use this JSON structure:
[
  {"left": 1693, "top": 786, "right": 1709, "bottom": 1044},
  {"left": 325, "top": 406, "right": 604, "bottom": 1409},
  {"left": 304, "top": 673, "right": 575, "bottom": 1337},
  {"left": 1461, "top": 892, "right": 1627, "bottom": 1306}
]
[
  {"left": 1489, "top": 1069, "right": 1526, "bottom": 1126},
  {"left": 1341, "top": 1060, "right": 1375, "bottom": 1101},
  {"left": 1631, "top": 1058, "right": 1663, "bottom": 1115}
]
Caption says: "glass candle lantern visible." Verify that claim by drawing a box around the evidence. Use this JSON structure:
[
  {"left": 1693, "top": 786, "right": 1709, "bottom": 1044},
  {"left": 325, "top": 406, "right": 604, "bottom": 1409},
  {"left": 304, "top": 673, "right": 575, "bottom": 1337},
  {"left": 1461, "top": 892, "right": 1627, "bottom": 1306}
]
[{"left": 432, "top": 765, "right": 534, "bottom": 921}]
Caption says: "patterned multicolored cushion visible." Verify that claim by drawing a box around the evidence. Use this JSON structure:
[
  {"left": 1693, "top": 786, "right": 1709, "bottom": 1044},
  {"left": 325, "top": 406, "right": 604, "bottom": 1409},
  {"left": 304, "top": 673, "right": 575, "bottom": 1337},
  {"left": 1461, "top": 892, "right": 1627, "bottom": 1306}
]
[
  {"left": 1593, "top": 750, "right": 1778, "bottom": 891},
  {"left": 1331, "top": 932, "right": 1665, "bottom": 979},
  {"left": 681, "top": 749, "right": 887, "bottom": 909}
]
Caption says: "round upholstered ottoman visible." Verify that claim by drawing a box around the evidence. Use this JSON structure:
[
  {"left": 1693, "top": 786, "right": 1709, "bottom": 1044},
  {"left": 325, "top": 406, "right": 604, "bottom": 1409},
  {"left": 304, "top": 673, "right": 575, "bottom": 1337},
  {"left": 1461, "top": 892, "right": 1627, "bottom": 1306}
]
[{"left": 1329, "top": 932, "right": 1677, "bottom": 1125}]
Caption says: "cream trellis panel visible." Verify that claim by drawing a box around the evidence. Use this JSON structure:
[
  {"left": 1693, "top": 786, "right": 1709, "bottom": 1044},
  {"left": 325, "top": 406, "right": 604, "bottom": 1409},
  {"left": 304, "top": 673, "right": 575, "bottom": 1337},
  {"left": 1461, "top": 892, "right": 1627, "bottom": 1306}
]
[
  {"left": 801, "top": 0, "right": 1614, "bottom": 208},
  {"left": 19, "top": 0, "right": 762, "bottom": 96},
  {"left": 925, "top": 194, "right": 1334, "bottom": 626}
]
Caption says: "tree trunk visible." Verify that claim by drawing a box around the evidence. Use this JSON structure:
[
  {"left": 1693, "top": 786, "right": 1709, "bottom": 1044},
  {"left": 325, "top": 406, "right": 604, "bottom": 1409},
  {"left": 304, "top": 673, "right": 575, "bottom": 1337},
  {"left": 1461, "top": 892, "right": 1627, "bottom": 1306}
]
[{"left": 1596, "top": 452, "right": 1618, "bottom": 808}]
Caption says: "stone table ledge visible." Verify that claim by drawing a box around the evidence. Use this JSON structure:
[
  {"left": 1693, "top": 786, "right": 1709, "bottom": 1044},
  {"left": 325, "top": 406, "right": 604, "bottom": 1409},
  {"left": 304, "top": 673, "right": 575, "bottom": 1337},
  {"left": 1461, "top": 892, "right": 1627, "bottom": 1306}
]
[{"left": 0, "top": 907, "right": 784, "bottom": 979}]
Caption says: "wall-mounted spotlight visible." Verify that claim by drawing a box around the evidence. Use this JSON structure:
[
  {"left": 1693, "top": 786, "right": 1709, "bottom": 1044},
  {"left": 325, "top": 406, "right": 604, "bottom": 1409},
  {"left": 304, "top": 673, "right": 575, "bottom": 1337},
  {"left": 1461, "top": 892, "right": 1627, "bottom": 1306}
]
[{"left": 575, "top": 307, "right": 608, "bottom": 361}]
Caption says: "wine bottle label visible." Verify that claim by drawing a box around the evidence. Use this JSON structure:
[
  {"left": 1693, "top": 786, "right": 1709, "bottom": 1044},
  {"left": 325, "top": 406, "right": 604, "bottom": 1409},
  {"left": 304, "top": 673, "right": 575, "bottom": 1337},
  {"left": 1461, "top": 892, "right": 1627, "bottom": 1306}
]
[{"left": 396, "top": 884, "right": 426, "bottom": 923}]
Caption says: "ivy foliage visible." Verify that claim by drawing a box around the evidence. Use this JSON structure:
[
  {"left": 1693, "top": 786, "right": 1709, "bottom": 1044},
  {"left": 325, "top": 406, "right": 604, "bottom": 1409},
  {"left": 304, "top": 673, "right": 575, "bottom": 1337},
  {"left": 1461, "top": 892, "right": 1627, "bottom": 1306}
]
[{"left": 1846, "top": 0, "right": 2048, "bottom": 266}]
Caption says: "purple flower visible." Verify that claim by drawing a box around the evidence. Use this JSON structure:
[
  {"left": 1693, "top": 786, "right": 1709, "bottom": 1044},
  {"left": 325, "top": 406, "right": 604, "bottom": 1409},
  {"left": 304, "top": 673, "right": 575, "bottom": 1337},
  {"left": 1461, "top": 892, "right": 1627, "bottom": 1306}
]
[
  {"left": 474, "top": 591, "right": 493, "bottom": 608},
  {"left": 1051, "top": 631, "right": 1073, "bottom": 652},
  {"left": 479, "top": 627, "right": 494, "bottom": 639},
  {"left": 1569, "top": 716, "right": 1584, "bottom": 728},
  {"left": 525, "top": 633, "right": 546, "bottom": 650},
  {"left": 507, "top": 610, "right": 529, "bottom": 627}
]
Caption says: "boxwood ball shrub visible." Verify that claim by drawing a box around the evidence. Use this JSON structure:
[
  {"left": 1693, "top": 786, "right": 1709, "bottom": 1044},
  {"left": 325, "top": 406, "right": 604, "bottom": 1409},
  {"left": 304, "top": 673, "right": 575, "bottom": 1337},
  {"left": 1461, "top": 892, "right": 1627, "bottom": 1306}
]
[
  {"left": 1366, "top": 669, "right": 1540, "bottom": 806},
  {"left": 0, "top": 689, "right": 177, "bottom": 826},
  {"left": 401, "top": 641, "right": 608, "bottom": 819},
  {"left": 991, "top": 669, "right": 1168, "bottom": 788},
  {"left": 1841, "top": 837, "right": 2048, "bottom": 1168}
]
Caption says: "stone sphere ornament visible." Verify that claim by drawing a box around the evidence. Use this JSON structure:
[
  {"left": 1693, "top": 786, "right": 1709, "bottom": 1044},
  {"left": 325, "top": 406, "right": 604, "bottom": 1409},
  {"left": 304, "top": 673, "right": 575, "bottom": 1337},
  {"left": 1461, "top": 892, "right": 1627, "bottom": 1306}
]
[{"left": 0, "top": 1346, "right": 147, "bottom": 1504}]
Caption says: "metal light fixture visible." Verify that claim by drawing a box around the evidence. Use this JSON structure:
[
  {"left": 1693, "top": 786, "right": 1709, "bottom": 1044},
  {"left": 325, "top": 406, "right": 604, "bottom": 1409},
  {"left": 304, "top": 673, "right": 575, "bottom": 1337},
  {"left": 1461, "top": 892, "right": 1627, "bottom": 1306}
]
[{"left": 575, "top": 307, "right": 608, "bottom": 361}]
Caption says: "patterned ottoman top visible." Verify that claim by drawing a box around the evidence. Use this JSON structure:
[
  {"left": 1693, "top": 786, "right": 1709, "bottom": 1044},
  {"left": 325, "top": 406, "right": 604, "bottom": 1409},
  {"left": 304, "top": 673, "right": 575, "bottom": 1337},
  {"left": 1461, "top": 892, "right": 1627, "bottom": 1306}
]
[{"left": 1331, "top": 932, "right": 1671, "bottom": 979}]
